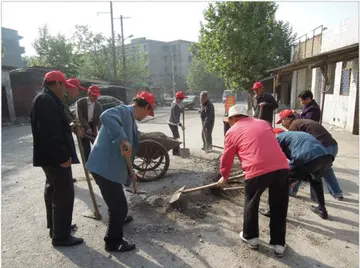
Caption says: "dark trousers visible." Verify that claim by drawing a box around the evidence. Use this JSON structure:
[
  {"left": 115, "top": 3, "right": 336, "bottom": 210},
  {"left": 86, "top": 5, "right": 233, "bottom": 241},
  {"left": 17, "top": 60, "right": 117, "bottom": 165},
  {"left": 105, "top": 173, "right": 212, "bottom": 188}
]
[
  {"left": 202, "top": 124, "right": 214, "bottom": 150},
  {"left": 92, "top": 173, "right": 128, "bottom": 246},
  {"left": 243, "top": 169, "right": 289, "bottom": 246},
  {"left": 169, "top": 124, "right": 180, "bottom": 155},
  {"left": 289, "top": 155, "right": 334, "bottom": 208},
  {"left": 42, "top": 166, "right": 74, "bottom": 240}
]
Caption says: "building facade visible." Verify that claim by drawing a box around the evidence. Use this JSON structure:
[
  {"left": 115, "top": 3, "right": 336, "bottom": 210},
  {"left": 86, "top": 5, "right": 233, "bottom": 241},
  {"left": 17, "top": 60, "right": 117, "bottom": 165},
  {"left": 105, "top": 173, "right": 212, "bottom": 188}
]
[
  {"left": 2, "top": 27, "right": 25, "bottom": 123},
  {"left": 127, "top": 37, "right": 194, "bottom": 93}
]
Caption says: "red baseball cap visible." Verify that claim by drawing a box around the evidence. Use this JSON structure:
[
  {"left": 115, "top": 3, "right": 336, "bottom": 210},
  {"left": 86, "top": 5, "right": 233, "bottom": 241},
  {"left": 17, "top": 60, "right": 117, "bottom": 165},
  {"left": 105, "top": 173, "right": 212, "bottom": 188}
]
[
  {"left": 175, "top": 91, "right": 188, "bottom": 99},
  {"left": 273, "top": 128, "right": 285, "bottom": 135},
  {"left": 67, "top": 78, "right": 85, "bottom": 91},
  {"left": 276, "top": 109, "right": 294, "bottom": 124},
  {"left": 42, "top": 71, "right": 76, "bottom": 89},
  {"left": 136, "top": 91, "right": 155, "bottom": 116},
  {"left": 251, "top": 82, "right": 264, "bottom": 90},
  {"left": 88, "top": 85, "right": 101, "bottom": 97}
]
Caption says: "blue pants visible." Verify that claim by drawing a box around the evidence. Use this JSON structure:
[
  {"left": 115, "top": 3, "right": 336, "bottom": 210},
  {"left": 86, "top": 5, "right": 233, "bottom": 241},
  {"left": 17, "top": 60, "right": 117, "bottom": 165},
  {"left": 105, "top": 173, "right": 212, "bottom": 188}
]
[{"left": 290, "top": 144, "right": 343, "bottom": 197}]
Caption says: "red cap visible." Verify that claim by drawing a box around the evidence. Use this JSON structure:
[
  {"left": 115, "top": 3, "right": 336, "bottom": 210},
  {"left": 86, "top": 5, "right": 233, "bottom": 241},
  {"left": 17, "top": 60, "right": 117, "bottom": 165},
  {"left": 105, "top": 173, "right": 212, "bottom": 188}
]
[
  {"left": 42, "top": 71, "right": 76, "bottom": 89},
  {"left": 136, "top": 91, "right": 155, "bottom": 116},
  {"left": 251, "top": 82, "right": 264, "bottom": 90},
  {"left": 276, "top": 109, "right": 294, "bottom": 124},
  {"left": 88, "top": 86, "right": 101, "bottom": 97},
  {"left": 67, "top": 78, "right": 85, "bottom": 91},
  {"left": 273, "top": 128, "right": 285, "bottom": 135},
  {"left": 175, "top": 91, "right": 188, "bottom": 99}
]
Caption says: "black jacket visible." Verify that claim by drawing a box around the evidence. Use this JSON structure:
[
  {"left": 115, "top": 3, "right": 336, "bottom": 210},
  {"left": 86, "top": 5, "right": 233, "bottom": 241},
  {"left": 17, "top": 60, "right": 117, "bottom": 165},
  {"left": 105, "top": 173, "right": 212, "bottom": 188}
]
[
  {"left": 31, "top": 88, "right": 79, "bottom": 167},
  {"left": 200, "top": 100, "right": 215, "bottom": 127},
  {"left": 252, "top": 92, "right": 278, "bottom": 124}
]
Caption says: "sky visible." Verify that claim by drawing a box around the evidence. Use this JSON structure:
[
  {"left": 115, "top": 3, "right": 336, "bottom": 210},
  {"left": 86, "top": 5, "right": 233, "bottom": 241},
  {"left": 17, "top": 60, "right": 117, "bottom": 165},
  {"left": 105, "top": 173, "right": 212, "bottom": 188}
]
[{"left": 1, "top": 1, "right": 359, "bottom": 56}]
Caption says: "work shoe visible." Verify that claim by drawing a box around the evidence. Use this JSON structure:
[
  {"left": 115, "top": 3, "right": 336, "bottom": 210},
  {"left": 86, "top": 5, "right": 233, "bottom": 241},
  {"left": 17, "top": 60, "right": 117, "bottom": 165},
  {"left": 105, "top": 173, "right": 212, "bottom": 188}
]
[
  {"left": 124, "top": 215, "right": 133, "bottom": 225},
  {"left": 105, "top": 239, "right": 136, "bottom": 252},
  {"left": 52, "top": 236, "right": 84, "bottom": 247},
  {"left": 310, "top": 205, "right": 328, "bottom": 219},
  {"left": 274, "top": 244, "right": 287, "bottom": 257},
  {"left": 49, "top": 224, "right": 77, "bottom": 238},
  {"left": 259, "top": 208, "right": 271, "bottom": 218},
  {"left": 333, "top": 194, "right": 344, "bottom": 201},
  {"left": 239, "top": 231, "right": 259, "bottom": 249}
]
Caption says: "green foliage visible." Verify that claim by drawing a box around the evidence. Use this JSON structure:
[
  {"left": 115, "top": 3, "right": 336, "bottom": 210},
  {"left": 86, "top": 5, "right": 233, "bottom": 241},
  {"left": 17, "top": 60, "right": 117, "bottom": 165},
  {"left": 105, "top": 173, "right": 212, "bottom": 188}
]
[
  {"left": 25, "top": 24, "right": 148, "bottom": 83},
  {"left": 187, "top": 59, "right": 226, "bottom": 97},
  {"left": 193, "top": 2, "right": 296, "bottom": 92}
]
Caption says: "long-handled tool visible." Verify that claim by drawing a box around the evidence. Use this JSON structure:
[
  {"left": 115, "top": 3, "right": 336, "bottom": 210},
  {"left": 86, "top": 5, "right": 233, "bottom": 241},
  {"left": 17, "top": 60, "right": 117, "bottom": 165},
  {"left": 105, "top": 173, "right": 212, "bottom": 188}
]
[
  {"left": 123, "top": 147, "right": 146, "bottom": 195},
  {"left": 71, "top": 122, "right": 102, "bottom": 220},
  {"left": 170, "top": 182, "right": 219, "bottom": 205},
  {"left": 179, "top": 110, "right": 190, "bottom": 158}
]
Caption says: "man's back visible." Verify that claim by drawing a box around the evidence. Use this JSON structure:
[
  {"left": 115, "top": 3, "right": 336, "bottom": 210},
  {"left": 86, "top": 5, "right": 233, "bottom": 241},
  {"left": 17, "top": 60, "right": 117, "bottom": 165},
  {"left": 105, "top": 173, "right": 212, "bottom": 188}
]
[
  {"left": 289, "top": 119, "right": 337, "bottom": 147},
  {"left": 224, "top": 117, "right": 289, "bottom": 179},
  {"left": 276, "top": 131, "right": 328, "bottom": 168}
]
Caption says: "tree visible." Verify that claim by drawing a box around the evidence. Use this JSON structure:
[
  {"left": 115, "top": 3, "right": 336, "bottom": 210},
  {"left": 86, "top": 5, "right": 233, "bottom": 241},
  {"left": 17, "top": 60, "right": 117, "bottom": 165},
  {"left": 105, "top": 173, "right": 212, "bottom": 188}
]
[
  {"left": 193, "top": 2, "right": 296, "bottom": 92},
  {"left": 187, "top": 59, "right": 226, "bottom": 97},
  {"left": 26, "top": 24, "right": 80, "bottom": 77}
]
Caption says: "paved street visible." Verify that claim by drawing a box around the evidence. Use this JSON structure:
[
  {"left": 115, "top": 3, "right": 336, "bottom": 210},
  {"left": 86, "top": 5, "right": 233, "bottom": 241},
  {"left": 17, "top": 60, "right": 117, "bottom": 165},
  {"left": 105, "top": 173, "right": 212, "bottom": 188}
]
[{"left": 2, "top": 102, "right": 359, "bottom": 268}]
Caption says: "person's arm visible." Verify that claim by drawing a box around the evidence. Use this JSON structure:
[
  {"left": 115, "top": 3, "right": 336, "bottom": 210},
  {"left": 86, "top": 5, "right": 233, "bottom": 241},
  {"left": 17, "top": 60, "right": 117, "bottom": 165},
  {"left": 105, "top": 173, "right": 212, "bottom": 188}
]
[
  {"left": 220, "top": 133, "right": 238, "bottom": 181},
  {"left": 304, "top": 107, "right": 321, "bottom": 122},
  {"left": 263, "top": 93, "right": 279, "bottom": 110},
  {"left": 174, "top": 105, "right": 182, "bottom": 126},
  {"left": 100, "top": 107, "right": 128, "bottom": 144},
  {"left": 76, "top": 99, "right": 90, "bottom": 131},
  {"left": 36, "top": 97, "right": 71, "bottom": 165}
]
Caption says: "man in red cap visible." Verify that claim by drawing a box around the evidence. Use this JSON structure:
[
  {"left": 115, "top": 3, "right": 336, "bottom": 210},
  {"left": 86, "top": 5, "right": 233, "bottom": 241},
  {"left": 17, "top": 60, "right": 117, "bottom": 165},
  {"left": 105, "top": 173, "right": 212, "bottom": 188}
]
[
  {"left": 30, "top": 71, "right": 83, "bottom": 247},
  {"left": 167, "top": 91, "right": 187, "bottom": 156},
  {"left": 251, "top": 81, "right": 278, "bottom": 125},
  {"left": 277, "top": 109, "right": 343, "bottom": 200},
  {"left": 86, "top": 92, "right": 155, "bottom": 252},
  {"left": 75, "top": 85, "right": 103, "bottom": 161}
]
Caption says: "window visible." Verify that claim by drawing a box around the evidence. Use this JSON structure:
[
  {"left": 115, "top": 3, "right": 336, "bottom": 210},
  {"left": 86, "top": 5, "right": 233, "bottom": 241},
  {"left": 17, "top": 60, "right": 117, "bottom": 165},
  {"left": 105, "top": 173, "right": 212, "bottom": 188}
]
[
  {"left": 325, "top": 64, "right": 336, "bottom": 94},
  {"left": 340, "top": 61, "right": 352, "bottom": 96}
]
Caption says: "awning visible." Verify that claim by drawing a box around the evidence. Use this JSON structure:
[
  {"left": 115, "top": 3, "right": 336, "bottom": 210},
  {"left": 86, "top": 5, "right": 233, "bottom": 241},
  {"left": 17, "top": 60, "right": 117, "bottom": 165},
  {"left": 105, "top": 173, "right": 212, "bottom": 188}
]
[{"left": 267, "top": 43, "right": 359, "bottom": 75}]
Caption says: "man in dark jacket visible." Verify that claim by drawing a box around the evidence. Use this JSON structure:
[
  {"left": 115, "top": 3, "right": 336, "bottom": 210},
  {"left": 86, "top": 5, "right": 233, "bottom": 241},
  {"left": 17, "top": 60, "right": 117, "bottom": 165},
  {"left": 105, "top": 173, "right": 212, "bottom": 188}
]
[
  {"left": 295, "top": 90, "right": 321, "bottom": 122},
  {"left": 167, "top": 91, "right": 186, "bottom": 156},
  {"left": 31, "top": 71, "right": 83, "bottom": 247},
  {"left": 200, "top": 91, "right": 215, "bottom": 153},
  {"left": 252, "top": 82, "right": 278, "bottom": 125}
]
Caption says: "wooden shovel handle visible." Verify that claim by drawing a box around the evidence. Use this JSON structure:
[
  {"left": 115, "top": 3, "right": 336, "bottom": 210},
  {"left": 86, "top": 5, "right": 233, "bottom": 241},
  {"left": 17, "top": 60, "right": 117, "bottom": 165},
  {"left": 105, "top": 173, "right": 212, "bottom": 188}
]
[
  {"left": 124, "top": 154, "right": 137, "bottom": 194},
  {"left": 183, "top": 182, "right": 220, "bottom": 193}
]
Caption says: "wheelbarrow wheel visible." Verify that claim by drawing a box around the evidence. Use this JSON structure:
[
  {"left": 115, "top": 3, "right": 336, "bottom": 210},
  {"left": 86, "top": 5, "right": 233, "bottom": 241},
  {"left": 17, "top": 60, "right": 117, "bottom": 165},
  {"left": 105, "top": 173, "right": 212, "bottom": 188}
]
[{"left": 134, "top": 139, "right": 170, "bottom": 182}]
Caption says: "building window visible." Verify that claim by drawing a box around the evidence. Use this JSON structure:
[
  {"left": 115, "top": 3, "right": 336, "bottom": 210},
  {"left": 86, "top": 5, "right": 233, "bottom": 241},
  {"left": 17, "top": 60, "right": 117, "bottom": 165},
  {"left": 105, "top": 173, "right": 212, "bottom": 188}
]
[{"left": 340, "top": 61, "right": 352, "bottom": 96}]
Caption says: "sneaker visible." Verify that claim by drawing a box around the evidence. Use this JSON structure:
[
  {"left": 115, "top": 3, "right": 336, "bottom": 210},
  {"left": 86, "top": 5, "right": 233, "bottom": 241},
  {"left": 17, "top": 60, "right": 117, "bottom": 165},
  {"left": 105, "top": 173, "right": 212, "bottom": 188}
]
[
  {"left": 333, "top": 194, "right": 344, "bottom": 201},
  {"left": 310, "top": 205, "right": 328, "bottom": 219},
  {"left": 105, "top": 239, "right": 136, "bottom": 252},
  {"left": 239, "top": 231, "right": 259, "bottom": 249},
  {"left": 274, "top": 244, "right": 286, "bottom": 257}
]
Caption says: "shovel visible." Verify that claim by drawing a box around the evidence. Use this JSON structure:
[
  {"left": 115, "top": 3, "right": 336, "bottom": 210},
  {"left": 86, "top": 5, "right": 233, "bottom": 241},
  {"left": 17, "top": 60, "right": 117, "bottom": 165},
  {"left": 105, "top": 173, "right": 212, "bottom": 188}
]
[
  {"left": 170, "top": 182, "right": 220, "bottom": 206},
  {"left": 123, "top": 146, "right": 146, "bottom": 195},
  {"left": 179, "top": 110, "right": 190, "bottom": 158},
  {"left": 71, "top": 121, "right": 102, "bottom": 221}
]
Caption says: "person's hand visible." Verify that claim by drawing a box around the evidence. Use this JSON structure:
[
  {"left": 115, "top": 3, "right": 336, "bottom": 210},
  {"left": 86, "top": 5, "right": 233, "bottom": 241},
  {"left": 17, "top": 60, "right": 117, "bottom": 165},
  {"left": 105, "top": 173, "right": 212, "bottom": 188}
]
[
  {"left": 60, "top": 157, "right": 72, "bottom": 168},
  {"left": 181, "top": 125, "right": 185, "bottom": 131},
  {"left": 217, "top": 176, "right": 227, "bottom": 188},
  {"left": 291, "top": 109, "right": 297, "bottom": 114},
  {"left": 120, "top": 140, "right": 132, "bottom": 158},
  {"left": 86, "top": 129, "right": 93, "bottom": 136},
  {"left": 259, "top": 102, "right": 266, "bottom": 108}
]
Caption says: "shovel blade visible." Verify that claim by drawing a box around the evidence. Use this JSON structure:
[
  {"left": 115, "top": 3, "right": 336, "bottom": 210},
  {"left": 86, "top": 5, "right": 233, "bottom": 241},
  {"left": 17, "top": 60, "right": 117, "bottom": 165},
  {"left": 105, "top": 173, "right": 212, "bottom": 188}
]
[
  {"left": 82, "top": 211, "right": 102, "bottom": 220},
  {"left": 179, "top": 148, "right": 190, "bottom": 158},
  {"left": 169, "top": 186, "right": 186, "bottom": 204}
]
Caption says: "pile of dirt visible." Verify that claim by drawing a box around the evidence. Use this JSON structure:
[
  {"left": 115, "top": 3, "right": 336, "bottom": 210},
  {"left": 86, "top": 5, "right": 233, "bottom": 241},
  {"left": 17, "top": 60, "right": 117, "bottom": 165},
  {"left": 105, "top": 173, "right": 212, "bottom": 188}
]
[{"left": 139, "top": 131, "right": 182, "bottom": 151}]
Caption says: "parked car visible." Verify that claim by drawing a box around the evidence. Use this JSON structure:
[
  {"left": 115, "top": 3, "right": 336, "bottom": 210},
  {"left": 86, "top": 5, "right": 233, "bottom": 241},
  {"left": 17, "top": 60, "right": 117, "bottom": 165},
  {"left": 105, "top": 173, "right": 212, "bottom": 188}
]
[
  {"left": 182, "top": 95, "right": 200, "bottom": 110},
  {"left": 69, "top": 95, "right": 124, "bottom": 117},
  {"left": 163, "top": 94, "right": 173, "bottom": 106}
]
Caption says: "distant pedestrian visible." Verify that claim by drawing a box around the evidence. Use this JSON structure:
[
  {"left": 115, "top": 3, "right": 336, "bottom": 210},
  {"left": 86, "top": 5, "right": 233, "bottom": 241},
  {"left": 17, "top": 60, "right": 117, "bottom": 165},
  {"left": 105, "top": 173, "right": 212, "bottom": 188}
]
[
  {"left": 294, "top": 90, "right": 321, "bottom": 122},
  {"left": 86, "top": 92, "right": 155, "bottom": 252},
  {"left": 200, "top": 91, "right": 215, "bottom": 153},
  {"left": 30, "top": 71, "right": 83, "bottom": 247},
  {"left": 251, "top": 82, "right": 278, "bottom": 125},
  {"left": 167, "top": 91, "right": 186, "bottom": 156},
  {"left": 277, "top": 110, "right": 344, "bottom": 200},
  {"left": 217, "top": 105, "right": 289, "bottom": 257},
  {"left": 76, "top": 86, "right": 103, "bottom": 161}
]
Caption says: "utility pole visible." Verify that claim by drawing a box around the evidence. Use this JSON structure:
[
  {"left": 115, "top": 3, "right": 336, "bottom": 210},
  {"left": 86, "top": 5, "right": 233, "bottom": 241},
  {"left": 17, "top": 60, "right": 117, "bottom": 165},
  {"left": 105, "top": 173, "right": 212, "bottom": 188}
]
[
  {"left": 171, "top": 46, "right": 176, "bottom": 97},
  {"left": 110, "top": 1, "right": 117, "bottom": 78},
  {"left": 120, "top": 15, "right": 126, "bottom": 79}
]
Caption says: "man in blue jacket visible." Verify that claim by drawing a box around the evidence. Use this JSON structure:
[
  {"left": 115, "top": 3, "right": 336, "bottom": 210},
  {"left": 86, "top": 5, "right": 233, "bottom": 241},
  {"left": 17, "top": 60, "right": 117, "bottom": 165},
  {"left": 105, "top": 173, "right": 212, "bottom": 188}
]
[{"left": 86, "top": 91, "right": 155, "bottom": 252}]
